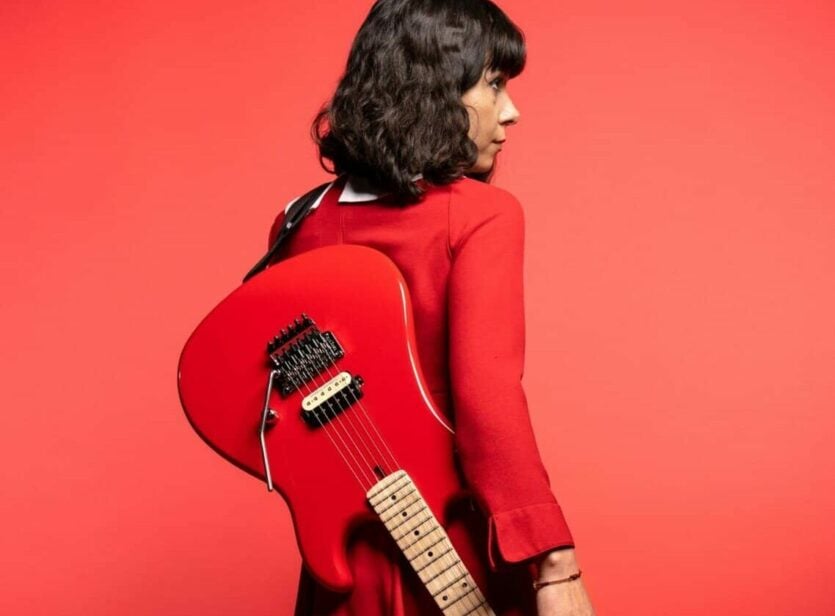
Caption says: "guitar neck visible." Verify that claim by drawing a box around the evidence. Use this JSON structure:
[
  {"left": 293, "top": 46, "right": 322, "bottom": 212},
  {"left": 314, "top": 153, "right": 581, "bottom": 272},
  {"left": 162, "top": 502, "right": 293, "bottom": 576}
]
[{"left": 367, "top": 470, "right": 495, "bottom": 616}]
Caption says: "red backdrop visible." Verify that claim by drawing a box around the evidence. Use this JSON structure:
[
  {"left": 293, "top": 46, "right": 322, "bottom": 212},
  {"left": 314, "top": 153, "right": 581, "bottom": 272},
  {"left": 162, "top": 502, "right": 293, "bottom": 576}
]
[{"left": 2, "top": 1, "right": 834, "bottom": 614}]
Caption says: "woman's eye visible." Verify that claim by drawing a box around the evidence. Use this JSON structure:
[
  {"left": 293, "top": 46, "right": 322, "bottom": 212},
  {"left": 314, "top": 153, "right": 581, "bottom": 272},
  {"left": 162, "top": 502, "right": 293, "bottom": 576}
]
[{"left": 489, "top": 77, "right": 505, "bottom": 91}]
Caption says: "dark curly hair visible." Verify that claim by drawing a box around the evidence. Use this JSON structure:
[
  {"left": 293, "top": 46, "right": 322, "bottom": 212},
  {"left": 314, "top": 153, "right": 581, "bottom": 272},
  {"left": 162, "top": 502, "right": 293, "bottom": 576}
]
[{"left": 311, "top": 0, "right": 526, "bottom": 203}]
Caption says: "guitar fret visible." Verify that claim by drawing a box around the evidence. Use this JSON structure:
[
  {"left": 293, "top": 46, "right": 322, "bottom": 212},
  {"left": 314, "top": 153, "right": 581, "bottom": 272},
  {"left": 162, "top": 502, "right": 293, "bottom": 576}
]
[
  {"left": 366, "top": 471, "right": 495, "bottom": 616},
  {"left": 437, "top": 582, "right": 482, "bottom": 614},
  {"left": 392, "top": 510, "right": 434, "bottom": 541},
  {"left": 415, "top": 545, "right": 453, "bottom": 573},
  {"left": 388, "top": 504, "right": 428, "bottom": 533},
  {"left": 399, "top": 523, "right": 441, "bottom": 553},
  {"left": 444, "top": 585, "right": 478, "bottom": 610},
  {"left": 389, "top": 507, "right": 433, "bottom": 537},
  {"left": 423, "top": 558, "right": 463, "bottom": 587},
  {"left": 459, "top": 597, "right": 490, "bottom": 616},
  {"left": 377, "top": 487, "right": 418, "bottom": 517},
  {"left": 367, "top": 472, "right": 410, "bottom": 505},
  {"left": 430, "top": 568, "right": 468, "bottom": 597},
  {"left": 411, "top": 534, "right": 448, "bottom": 569},
  {"left": 398, "top": 528, "right": 445, "bottom": 561}
]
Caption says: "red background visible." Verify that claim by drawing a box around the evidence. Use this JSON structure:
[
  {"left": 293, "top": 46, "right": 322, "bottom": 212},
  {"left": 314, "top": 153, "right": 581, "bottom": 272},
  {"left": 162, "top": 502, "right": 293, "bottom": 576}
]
[{"left": 2, "top": 1, "right": 834, "bottom": 614}]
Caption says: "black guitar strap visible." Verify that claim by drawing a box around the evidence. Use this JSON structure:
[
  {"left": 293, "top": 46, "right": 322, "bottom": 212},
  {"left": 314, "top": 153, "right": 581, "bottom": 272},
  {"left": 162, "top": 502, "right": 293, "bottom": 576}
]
[{"left": 242, "top": 180, "right": 333, "bottom": 282}]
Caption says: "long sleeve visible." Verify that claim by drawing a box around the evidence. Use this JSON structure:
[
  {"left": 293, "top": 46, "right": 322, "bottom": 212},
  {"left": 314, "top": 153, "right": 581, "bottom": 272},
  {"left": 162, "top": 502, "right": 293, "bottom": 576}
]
[{"left": 447, "top": 187, "right": 575, "bottom": 571}]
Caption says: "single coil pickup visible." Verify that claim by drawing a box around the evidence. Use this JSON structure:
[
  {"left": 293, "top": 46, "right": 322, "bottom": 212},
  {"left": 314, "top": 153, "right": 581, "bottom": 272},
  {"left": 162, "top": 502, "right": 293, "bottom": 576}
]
[
  {"left": 271, "top": 330, "right": 345, "bottom": 396},
  {"left": 301, "top": 376, "right": 364, "bottom": 428}
]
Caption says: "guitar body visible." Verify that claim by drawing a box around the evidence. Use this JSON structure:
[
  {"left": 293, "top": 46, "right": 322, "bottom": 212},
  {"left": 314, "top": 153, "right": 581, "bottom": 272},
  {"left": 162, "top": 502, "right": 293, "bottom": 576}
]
[{"left": 177, "top": 245, "right": 477, "bottom": 598}]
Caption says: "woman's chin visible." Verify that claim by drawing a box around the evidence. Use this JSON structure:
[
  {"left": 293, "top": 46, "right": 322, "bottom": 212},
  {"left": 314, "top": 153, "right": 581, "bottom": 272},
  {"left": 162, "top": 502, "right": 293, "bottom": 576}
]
[{"left": 467, "top": 156, "right": 495, "bottom": 175}]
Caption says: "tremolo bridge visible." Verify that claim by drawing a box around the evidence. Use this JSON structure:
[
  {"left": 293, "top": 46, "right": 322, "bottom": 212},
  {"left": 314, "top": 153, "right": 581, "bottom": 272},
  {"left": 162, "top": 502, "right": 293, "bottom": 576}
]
[{"left": 266, "top": 313, "right": 364, "bottom": 426}]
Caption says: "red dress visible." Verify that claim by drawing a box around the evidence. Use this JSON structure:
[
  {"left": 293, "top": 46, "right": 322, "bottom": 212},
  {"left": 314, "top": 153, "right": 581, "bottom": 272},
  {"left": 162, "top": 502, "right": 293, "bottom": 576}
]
[{"left": 267, "top": 174, "right": 575, "bottom": 616}]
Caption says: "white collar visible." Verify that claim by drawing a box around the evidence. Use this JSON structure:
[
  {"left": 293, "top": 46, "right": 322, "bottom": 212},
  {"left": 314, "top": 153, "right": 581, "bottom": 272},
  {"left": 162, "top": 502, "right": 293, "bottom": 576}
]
[
  {"left": 283, "top": 173, "right": 424, "bottom": 215},
  {"left": 338, "top": 173, "right": 424, "bottom": 203}
]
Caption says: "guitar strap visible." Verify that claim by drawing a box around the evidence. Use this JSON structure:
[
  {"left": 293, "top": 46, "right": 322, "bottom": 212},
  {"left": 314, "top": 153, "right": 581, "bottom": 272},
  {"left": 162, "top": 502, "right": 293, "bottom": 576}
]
[{"left": 242, "top": 180, "right": 333, "bottom": 282}]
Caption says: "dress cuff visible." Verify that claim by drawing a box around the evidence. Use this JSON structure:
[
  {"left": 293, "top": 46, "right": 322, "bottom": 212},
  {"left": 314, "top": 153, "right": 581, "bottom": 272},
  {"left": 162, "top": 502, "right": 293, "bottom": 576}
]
[{"left": 486, "top": 501, "right": 575, "bottom": 571}]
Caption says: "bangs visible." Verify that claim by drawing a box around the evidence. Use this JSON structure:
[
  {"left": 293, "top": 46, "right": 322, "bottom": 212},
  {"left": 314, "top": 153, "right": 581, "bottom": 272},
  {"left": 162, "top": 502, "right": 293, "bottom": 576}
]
[{"left": 484, "top": 6, "right": 526, "bottom": 77}]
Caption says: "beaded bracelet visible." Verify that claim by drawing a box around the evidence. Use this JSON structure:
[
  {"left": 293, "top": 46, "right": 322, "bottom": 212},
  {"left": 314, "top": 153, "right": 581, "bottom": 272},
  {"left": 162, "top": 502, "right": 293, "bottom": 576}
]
[{"left": 532, "top": 569, "right": 582, "bottom": 591}]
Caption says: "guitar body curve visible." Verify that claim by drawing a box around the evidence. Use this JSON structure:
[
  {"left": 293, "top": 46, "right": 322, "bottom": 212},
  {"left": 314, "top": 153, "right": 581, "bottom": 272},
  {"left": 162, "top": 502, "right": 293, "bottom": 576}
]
[{"left": 177, "top": 245, "right": 473, "bottom": 595}]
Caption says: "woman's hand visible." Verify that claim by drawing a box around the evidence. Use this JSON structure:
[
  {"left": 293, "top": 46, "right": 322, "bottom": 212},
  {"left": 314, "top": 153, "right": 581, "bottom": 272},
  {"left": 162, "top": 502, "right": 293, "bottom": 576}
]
[{"left": 533, "top": 549, "right": 597, "bottom": 616}]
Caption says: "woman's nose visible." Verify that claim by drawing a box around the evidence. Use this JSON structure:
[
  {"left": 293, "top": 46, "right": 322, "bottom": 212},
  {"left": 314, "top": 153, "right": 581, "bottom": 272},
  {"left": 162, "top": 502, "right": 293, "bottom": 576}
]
[{"left": 500, "top": 95, "right": 520, "bottom": 126}]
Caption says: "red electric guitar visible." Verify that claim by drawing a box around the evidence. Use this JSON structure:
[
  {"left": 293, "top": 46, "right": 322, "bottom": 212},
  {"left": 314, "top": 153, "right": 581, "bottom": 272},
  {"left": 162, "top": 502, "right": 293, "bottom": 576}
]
[{"left": 177, "top": 244, "right": 496, "bottom": 615}]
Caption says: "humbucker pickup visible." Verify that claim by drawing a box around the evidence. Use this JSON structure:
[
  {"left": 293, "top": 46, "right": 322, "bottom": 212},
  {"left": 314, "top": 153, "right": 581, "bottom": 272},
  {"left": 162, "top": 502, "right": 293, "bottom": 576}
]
[{"left": 301, "top": 371, "right": 365, "bottom": 427}]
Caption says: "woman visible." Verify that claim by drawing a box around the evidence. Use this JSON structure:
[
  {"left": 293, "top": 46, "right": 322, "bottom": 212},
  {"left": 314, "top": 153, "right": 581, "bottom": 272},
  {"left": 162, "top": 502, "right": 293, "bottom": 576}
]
[{"left": 267, "top": 1, "right": 596, "bottom": 614}]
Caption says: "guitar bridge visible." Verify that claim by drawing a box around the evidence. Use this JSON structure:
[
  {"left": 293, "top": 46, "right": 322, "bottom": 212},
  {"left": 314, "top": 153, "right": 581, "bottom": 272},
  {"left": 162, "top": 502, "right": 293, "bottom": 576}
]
[{"left": 266, "top": 313, "right": 347, "bottom": 396}]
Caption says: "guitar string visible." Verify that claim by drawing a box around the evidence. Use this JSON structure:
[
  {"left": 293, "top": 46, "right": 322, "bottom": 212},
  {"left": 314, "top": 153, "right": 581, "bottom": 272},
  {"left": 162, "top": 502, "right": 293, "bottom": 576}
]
[
  {"left": 277, "top": 360, "right": 367, "bottom": 489},
  {"left": 288, "top": 351, "right": 380, "bottom": 486},
  {"left": 285, "top": 354, "right": 375, "bottom": 488},
  {"left": 306, "top": 336, "right": 399, "bottom": 472},
  {"left": 292, "top": 353, "right": 380, "bottom": 489},
  {"left": 289, "top": 335, "right": 482, "bottom": 614},
  {"left": 296, "top": 341, "right": 390, "bottom": 476},
  {"left": 303, "top": 336, "right": 485, "bottom": 614}
]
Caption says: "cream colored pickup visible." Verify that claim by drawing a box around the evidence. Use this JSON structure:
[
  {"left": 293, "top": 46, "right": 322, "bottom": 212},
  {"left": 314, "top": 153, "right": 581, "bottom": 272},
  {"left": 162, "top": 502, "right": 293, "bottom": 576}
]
[{"left": 302, "top": 371, "right": 354, "bottom": 412}]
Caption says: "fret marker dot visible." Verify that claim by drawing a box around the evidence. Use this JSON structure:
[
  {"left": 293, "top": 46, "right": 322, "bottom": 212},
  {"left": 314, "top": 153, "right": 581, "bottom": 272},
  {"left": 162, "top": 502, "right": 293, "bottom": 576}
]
[
  {"left": 413, "top": 530, "right": 420, "bottom": 535},
  {"left": 402, "top": 512, "right": 407, "bottom": 517},
  {"left": 442, "top": 595, "right": 448, "bottom": 601},
  {"left": 428, "top": 551, "right": 433, "bottom": 557}
]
